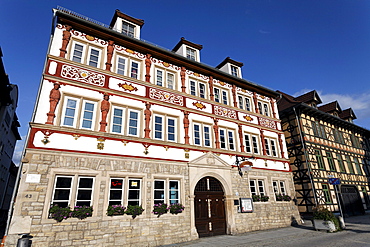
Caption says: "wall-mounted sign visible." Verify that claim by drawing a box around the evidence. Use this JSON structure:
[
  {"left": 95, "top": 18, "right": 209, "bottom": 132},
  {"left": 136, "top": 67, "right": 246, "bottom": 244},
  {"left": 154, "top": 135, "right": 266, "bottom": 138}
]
[{"left": 239, "top": 198, "right": 253, "bottom": 213}]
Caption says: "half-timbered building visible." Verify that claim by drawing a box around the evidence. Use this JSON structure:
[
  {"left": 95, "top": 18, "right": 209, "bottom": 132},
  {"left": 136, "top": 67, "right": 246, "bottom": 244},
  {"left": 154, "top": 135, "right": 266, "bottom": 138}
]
[
  {"left": 278, "top": 90, "right": 370, "bottom": 217},
  {"left": 4, "top": 7, "right": 299, "bottom": 246}
]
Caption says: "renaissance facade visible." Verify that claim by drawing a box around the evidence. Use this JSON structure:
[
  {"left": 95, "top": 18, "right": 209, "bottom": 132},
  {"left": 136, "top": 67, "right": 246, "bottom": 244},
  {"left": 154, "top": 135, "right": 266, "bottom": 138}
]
[
  {"left": 278, "top": 90, "right": 370, "bottom": 217},
  {"left": 4, "top": 7, "right": 299, "bottom": 246}
]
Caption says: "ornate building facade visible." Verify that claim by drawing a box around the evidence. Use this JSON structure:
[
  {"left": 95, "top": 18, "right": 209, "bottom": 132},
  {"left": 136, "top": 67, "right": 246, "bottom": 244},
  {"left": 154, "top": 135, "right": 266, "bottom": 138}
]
[
  {"left": 278, "top": 90, "right": 370, "bottom": 217},
  {"left": 4, "top": 7, "right": 299, "bottom": 246}
]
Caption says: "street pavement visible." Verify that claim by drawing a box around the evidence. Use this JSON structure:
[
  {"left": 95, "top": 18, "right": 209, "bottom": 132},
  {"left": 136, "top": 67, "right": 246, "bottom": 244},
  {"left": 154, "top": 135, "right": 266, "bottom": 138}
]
[{"left": 162, "top": 212, "right": 370, "bottom": 247}]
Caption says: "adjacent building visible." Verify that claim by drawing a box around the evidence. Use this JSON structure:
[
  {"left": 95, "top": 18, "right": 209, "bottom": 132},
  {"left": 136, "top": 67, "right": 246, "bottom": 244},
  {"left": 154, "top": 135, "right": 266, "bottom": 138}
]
[
  {"left": 278, "top": 90, "right": 370, "bottom": 217},
  {"left": 4, "top": 7, "right": 299, "bottom": 246},
  {"left": 0, "top": 47, "right": 21, "bottom": 238}
]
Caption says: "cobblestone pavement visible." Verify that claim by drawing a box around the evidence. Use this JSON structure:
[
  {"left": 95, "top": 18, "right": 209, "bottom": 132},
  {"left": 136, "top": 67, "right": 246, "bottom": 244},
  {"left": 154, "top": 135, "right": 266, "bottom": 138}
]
[{"left": 162, "top": 213, "right": 370, "bottom": 247}]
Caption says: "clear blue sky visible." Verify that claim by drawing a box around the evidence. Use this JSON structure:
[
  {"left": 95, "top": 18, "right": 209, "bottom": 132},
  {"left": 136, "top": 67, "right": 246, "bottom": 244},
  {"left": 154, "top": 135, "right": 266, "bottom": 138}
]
[{"left": 2, "top": 0, "right": 370, "bottom": 163}]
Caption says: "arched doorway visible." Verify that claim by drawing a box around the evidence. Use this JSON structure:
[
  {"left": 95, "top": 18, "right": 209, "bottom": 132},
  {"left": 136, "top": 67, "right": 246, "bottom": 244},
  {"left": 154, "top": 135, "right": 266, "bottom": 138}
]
[
  {"left": 194, "top": 176, "right": 226, "bottom": 237},
  {"left": 340, "top": 185, "right": 364, "bottom": 216}
]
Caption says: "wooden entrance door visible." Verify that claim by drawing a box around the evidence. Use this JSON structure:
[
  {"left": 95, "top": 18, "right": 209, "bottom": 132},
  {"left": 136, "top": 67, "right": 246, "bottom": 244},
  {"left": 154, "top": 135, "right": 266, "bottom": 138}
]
[
  {"left": 194, "top": 177, "right": 226, "bottom": 237},
  {"left": 340, "top": 185, "right": 364, "bottom": 216}
]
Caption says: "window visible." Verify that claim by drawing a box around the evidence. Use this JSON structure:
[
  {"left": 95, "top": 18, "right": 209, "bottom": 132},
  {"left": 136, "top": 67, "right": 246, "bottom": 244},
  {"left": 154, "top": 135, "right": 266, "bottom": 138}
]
[
  {"left": 326, "top": 152, "right": 336, "bottom": 171},
  {"left": 322, "top": 184, "right": 331, "bottom": 203},
  {"left": 264, "top": 138, "right": 278, "bottom": 157},
  {"left": 315, "top": 150, "right": 325, "bottom": 169},
  {"left": 51, "top": 175, "right": 94, "bottom": 208},
  {"left": 214, "top": 88, "right": 220, "bottom": 103},
  {"left": 71, "top": 42, "right": 102, "bottom": 68},
  {"left": 156, "top": 69, "right": 176, "bottom": 89},
  {"left": 80, "top": 101, "right": 96, "bottom": 130},
  {"left": 230, "top": 65, "right": 239, "bottom": 77},
  {"left": 111, "top": 107, "right": 124, "bottom": 134},
  {"left": 337, "top": 154, "right": 346, "bottom": 173},
  {"left": 345, "top": 156, "right": 355, "bottom": 174},
  {"left": 116, "top": 56, "right": 127, "bottom": 75},
  {"left": 219, "top": 128, "right": 235, "bottom": 150},
  {"left": 72, "top": 43, "right": 84, "bottom": 63},
  {"left": 156, "top": 70, "right": 163, "bottom": 86},
  {"left": 88, "top": 48, "right": 101, "bottom": 67},
  {"left": 354, "top": 157, "right": 362, "bottom": 175},
  {"left": 153, "top": 115, "right": 177, "bottom": 142},
  {"left": 128, "top": 109, "right": 139, "bottom": 136},
  {"left": 238, "top": 95, "right": 251, "bottom": 111},
  {"left": 127, "top": 179, "right": 141, "bottom": 206},
  {"left": 263, "top": 103, "right": 269, "bottom": 116},
  {"left": 193, "top": 123, "right": 212, "bottom": 147},
  {"left": 250, "top": 179, "right": 265, "bottom": 196},
  {"left": 122, "top": 21, "right": 135, "bottom": 37},
  {"left": 153, "top": 180, "right": 180, "bottom": 205},
  {"left": 222, "top": 91, "right": 228, "bottom": 105},
  {"left": 61, "top": 97, "right": 97, "bottom": 130},
  {"left": 186, "top": 47, "right": 196, "bottom": 60},
  {"left": 257, "top": 102, "right": 263, "bottom": 114},
  {"left": 273, "top": 180, "right": 286, "bottom": 195},
  {"left": 109, "top": 178, "right": 124, "bottom": 206},
  {"left": 130, "top": 61, "right": 139, "bottom": 79},
  {"left": 189, "top": 80, "right": 206, "bottom": 98}
]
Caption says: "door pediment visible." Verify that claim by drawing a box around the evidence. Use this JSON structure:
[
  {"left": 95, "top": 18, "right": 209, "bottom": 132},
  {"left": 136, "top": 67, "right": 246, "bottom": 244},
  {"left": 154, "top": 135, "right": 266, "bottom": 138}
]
[{"left": 189, "top": 152, "right": 231, "bottom": 170}]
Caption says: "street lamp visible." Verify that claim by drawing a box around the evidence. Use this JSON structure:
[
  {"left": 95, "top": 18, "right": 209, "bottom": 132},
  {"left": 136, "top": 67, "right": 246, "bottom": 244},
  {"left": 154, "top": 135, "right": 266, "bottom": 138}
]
[{"left": 232, "top": 155, "right": 255, "bottom": 177}]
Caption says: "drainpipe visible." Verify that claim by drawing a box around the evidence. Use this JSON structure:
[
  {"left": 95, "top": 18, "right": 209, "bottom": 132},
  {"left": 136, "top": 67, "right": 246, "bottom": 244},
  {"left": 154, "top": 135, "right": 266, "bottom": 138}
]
[
  {"left": 0, "top": 9, "right": 58, "bottom": 246},
  {"left": 293, "top": 106, "right": 318, "bottom": 208}
]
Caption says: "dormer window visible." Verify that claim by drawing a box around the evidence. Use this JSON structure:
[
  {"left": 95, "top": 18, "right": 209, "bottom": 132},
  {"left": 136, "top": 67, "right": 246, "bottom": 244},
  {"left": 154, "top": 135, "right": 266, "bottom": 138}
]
[
  {"left": 186, "top": 47, "right": 196, "bottom": 61},
  {"left": 231, "top": 65, "right": 239, "bottom": 77},
  {"left": 122, "top": 21, "right": 135, "bottom": 37}
]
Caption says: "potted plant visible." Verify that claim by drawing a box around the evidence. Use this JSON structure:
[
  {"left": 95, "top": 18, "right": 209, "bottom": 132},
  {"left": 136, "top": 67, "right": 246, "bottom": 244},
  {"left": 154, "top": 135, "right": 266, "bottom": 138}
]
[
  {"left": 168, "top": 203, "right": 185, "bottom": 214},
  {"left": 125, "top": 205, "right": 144, "bottom": 219},
  {"left": 252, "top": 195, "right": 269, "bottom": 202},
  {"left": 276, "top": 194, "right": 292, "bottom": 201},
  {"left": 107, "top": 205, "right": 126, "bottom": 216},
  {"left": 152, "top": 203, "right": 168, "bottom": 217},
  {"left": 49, "top": 204, "right": 71, "bottom": 222},
  {"left": 261, "top": 195, "right": 269, "bottom": 202},
  {"left": 71, "top": 205, "right": 93, "bottom": 220},
  {"left": 312, "top": 206, "right": 340, "bottom": 232}
]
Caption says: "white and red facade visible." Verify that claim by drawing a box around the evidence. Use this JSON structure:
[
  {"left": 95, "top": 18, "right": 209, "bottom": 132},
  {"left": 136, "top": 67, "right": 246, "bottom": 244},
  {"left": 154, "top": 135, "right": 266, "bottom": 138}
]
[{"left": 5, "top": 7, "right": 300, "bottom": 246}]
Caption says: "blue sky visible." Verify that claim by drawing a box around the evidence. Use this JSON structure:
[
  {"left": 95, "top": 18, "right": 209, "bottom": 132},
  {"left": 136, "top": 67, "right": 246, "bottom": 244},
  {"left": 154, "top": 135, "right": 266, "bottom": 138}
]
[{"left": 2, "top": 0, "right": 370, "bottom": 164}]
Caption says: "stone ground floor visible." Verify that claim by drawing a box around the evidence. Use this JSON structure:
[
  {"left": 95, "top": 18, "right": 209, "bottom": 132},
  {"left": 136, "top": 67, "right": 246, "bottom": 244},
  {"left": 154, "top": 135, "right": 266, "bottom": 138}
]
[{"left": 3, "top": 151, "right": 300, "bottom": 246}]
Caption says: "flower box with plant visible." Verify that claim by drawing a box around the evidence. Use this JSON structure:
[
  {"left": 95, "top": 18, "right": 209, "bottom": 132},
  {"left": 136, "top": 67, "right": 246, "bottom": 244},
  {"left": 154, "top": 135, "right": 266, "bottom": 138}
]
[
  {"left": 71, "top": 205, "right": 93, "bottom": 220},
  {"left": 107, "top": 205, "right": 126, "bottom": 216},
  {"left": 313, "top": 206, "right": 341, "bottom": 232},
  {"left": 125, "top": 205, "right": 144, "bottom": 219},
  {"left": 168, "top": 203, "right": 185, "bottom": 214},
  {"left": 275, "top": 194, "right": 292, "bottom": 202},
  {"left": 49, "top": 204, "right": 71, "bottom": 222},
  {"left": 152, "top": 203, "right": 168, "bottom": 217},
  {"left": 252, "top": 195, "right": 269, "bottom": 202}
]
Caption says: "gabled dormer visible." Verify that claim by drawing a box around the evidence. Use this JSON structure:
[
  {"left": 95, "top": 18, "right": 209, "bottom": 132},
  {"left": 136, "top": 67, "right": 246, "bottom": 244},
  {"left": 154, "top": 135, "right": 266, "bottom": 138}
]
[
  {"left": 172, "top": 37, "right": 203, "bottom": 62},
  {"left": 216, "top": 57, "right": 243, "bottom": 78},
  {"left": 294, "top": 90, "right": 322, "bottom": 108},
  {"left": 318, "top": 101, "right": 342, "bottom": 116},
  {"left": 109, "top": 9, "right": 144, "bottom": 39},
  {"left": 339, "top": 108, "right": 357, "bottom": 123}
]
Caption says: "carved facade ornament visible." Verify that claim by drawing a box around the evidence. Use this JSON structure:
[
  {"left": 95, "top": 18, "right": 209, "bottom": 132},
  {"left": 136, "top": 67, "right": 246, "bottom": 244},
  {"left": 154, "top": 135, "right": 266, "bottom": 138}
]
[
  {"left": 149, "top": 88, "right": 184, "bottom": 106},
  {"left": 118, "top": 82, "right": 138, "bottom": 92},
  {"left": 183, "top": 111, "right": 190, "bottom": 145},
  {"left": 59, "top": 25, "right": 72, "bottom": 58},
  {"left": 180, "top": 67, "right": 186, "bottom": 93},
  {"left": 46, "top": 82, "right": 61, "bottom": 124},
  {"left": 61, "top": 65, "right": 105, "bottom": 86},
  {"left": 144, "top": 102, "right": 152, "bottom": 139},
  {"left": 192, "top": 101, "right": 206, "bottom": 110},
  {"left": 105, "top": 40, "right": 115, "bottom": 71},
  {"left": 145, "top": 54, "right": 152, "bottom": 82},
  {"left": 243, "top": 115, "right": 254, "bottom": 121},
  {"left": 70, "top": 29, "right": 108, "bottom": 46},
  {"left": 214, "top": 105, "right": 237, "bottom": 119},
  {"left": 99, "top": 94, "right": 110, "bottom": 132},
  {"left": 213, "top": 118, "right": 220, "bottom": 149},
  {"left": 259, "top": 117, "right": 277, "bottom": 129}
]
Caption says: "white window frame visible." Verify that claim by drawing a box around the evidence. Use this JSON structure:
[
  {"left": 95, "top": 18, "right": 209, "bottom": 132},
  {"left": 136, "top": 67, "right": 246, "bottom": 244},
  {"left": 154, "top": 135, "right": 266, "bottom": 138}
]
[
  {"left": 130, "top": 60, "right": 140, "bottom": 79},
  {"left": 80, "top": 100, "right": 97, "bottom": 130},
  {"left": 264, "top": 137, "right": 278, "bottom": 157},
  {"left": 87, "top": 46, "right": 102, "bottom": 68},
  {"left": 122, "top": 21, "right": 135, "bottom": 37},
  {"left": 214, "top": 88, "right": 220, "bottom": 103},
  {"left": 186, "top": 47, "right": 196, "bottom": 61},
  {"left": 155, "top": 69, "right": 164, "bottom": 86},
  {"left": 127, "top": 109, "right": 140, "bottom": 137},
  {"left": 189, "top": 80, "right": 206, "bottom": 99},
  {"left": 219, "top": 128, "right": 236, "bottom": 151},
  {"left": 238, "top": 95, "right": 252, "bottom": 111},
  {"left": 153, "top": 114, "right": 177, "bottom": 142},
  {"left": 244, "top": 133, "right": 260, "bottom": 154},
  {"left": 51, "top": 175, "right": 73, "bottom": 208},
  {"left": 61, "top": 96, "right": 80, "bottom": 128},
  {"left": 108, "top": 178, "right": 124, "bottom": 206},
  {"left": 127, "top": 178, "right": 142, "bottom": 206},
  {"left": 111, "top": 106, "right": 125, "bottom": 134},
  {"left": 230, "top": 65, "right": 239, "bottom": 77},
  {"left": 71, "top": 41, "right": 86, "bottom": 63},
  {"left": 155, "top": 69, "right": 176, "bottom": 90},
  {"left": 75, "top": 176, "right": 94, "bottom": 207},
  {"left": 250, "top": 179, "right": 266, "bottom": 196},
  {"left": 263, "top": 103, "right": 270, "bottom": 116},
  {"left": 193, "top": 123, "right": 212, "bottom": 147},
  {"left": 272, "top": 180, "right": 286, "bottom": 195},
  {"left": 116, "top": 55, "right": 127, "bottom": 76},
  {"left": 153, "top": 179, "right": 180, "bottom": 205}
]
